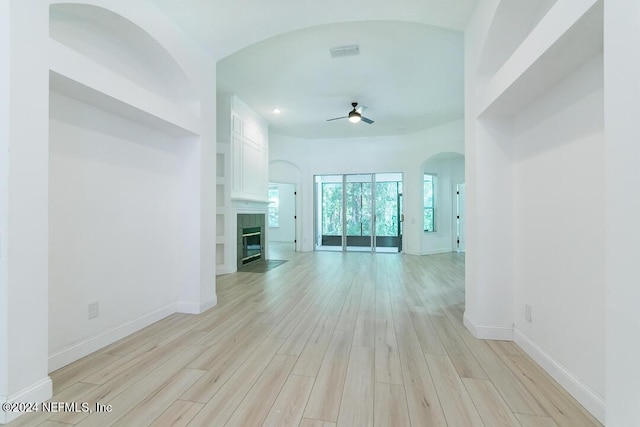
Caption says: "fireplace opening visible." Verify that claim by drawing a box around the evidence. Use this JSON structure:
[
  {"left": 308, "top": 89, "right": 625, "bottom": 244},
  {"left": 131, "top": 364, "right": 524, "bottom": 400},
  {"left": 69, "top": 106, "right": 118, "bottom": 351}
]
[
  {"left": 237, "top": 213, "right": 265, "bottom": 269},
  {"left": 242, "top": 226, "right": 262, "bottom": 264}
]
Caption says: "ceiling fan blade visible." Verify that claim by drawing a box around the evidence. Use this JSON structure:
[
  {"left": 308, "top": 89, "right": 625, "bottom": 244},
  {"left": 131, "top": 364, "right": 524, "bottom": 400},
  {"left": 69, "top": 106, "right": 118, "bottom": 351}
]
[
  {"left": 326, "top": 116, "right": 348, "bottom": 122},
  {"left": 361, "top": 116, "right": 374, "bottom": 124}
]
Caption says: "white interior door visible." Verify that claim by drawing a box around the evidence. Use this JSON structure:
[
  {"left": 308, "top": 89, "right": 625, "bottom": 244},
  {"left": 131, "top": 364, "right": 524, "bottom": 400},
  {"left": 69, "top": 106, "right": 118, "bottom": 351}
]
[{"left": 268, "top": 182, "right": 296, "bottom": 250}]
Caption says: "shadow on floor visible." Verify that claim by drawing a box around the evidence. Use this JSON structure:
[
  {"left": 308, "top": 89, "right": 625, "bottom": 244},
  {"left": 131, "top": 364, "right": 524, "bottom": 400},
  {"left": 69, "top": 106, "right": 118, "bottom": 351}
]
[{"left": 238, "top": 259, "right": 288, "bottom": 273}]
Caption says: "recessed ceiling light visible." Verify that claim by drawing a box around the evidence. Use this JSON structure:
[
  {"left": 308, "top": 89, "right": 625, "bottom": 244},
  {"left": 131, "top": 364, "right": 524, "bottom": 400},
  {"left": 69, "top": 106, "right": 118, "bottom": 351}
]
[{"left": 273, "top": 108, "right": 281, "bottom": 114}]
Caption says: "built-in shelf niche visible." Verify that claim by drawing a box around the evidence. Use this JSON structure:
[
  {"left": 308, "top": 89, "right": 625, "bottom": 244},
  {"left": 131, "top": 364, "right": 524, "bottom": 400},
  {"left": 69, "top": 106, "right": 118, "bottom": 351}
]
[
  {"left": 479, "top": 0, "right": 602, "bottom": 118},
  {"left": 49, "top": 40, "right": 202, "bottom": 137},
  {"left": 216, "top": 184, "right": 225, "bottom": 207}
]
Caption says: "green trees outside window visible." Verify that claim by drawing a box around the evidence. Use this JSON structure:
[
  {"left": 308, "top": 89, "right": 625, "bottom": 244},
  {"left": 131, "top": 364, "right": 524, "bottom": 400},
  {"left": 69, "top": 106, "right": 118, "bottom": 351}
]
[
  {"left": 424, "top": 174, "right": 436, "bottom": 232},
  {"left": 321, "top": 183, "right": 342, "bottom": 235},
  {"left": 268, "top": 184, "right": 279, "bottom": 227},
  {"left": 321, "top": 181, "right": 401, "bottom": 237}
]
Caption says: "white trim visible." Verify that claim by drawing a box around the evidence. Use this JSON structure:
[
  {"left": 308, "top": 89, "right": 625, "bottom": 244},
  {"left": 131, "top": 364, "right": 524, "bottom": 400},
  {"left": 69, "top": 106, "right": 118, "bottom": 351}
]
[
  {"left": 420, "top": 247, "right": 456, "bottom": 256},
  {"left": 178, "top": 296, "right": 218, "bottom": 314},
  {"left": 48, "top": 303, "right": 177, "bottom": 372},
  {"left": 200, "top": 296, "right": 217, "bottom": 313},
  {"left": 177, "top": 301, "right": 200, "bottom": 314},
  {"left": 216, "top": 265, "right": 234, "bottom": 275},
  {"left": 403, "top": 249, "right": 455, "bottom": 256},
  {"left": 0, "top": 377, "right": 52, "bottom": 424},
  {"left": 513, "top": 329, "right": 605, "bottom": 424},
  {"left": 463, "top": 312, "right": 514, "bottom": 340}
]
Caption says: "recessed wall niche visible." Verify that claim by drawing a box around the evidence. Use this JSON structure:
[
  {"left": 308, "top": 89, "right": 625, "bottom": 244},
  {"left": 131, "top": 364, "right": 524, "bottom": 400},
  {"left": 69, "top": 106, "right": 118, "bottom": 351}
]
[
  {"left": 47, "top": 3, "right": 206, "bottom": 371},
  {"left": 49, "top": 3, "right": 199, "bottom": 114}
]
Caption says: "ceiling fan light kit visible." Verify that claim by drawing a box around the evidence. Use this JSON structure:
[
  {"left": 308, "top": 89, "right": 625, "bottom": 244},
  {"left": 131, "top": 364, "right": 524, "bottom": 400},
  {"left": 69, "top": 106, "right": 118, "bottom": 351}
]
[
  {"left": 327, "top": 102, "right": 374, "bottom": 125},
  {"left": 348, "top": 110, "right": 361, "bottom": 123}
]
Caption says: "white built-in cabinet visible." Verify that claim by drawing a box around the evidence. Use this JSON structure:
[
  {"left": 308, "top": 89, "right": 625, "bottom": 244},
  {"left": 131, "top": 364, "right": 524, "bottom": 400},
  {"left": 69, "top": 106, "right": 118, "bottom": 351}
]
[{"left": 216, "top": 94, "right": 269, "bottom": 274}]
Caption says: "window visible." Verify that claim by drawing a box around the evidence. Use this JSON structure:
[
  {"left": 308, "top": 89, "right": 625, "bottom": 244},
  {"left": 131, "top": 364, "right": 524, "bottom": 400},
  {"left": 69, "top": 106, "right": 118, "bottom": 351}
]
[
  {"left": 268, "top": 184, "right": 279, "bottom": 227},
  {"left": 321, "top": 182, "right": 343, "bottom": 235},
  {"left": 424, "top": 174, "right": 436, "bottom": 232}
]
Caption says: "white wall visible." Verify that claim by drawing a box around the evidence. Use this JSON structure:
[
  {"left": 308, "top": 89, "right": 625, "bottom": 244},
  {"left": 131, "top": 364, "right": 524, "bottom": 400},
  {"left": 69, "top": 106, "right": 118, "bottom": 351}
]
[
  {"left": 464, "top": 0, "right": 515, "bottom": 342},
  {"left": 269, "top": 120, "right": 464, "bottom": 254},
  {"left": 422, "top": 154, "right": 465, "bottom": 254},
  {"left": 0, "top": 0, "right": 10, "bottom": 402},
  {"left": 465, "top": 0, "right": 605, "bottom": 421},
  {"left": 48, "top": 93, "right": 199, "bottom": 367},
  {"left": 604, "top": 1, "right": 640, "bottom": 425},
  {"left": 269, "top": 183, "right": 296, "bottom": 243},
  {"left": 0, "top": 1, "right": 52, "bottom": 423},
  {"left": 513, "top": 53, "right": 604, "bottom": 404}
]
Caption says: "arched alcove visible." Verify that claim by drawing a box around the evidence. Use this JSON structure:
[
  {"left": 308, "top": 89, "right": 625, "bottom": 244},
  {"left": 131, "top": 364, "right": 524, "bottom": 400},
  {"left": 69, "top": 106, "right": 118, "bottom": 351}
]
[
  {"left": 50, "top": 3, "right": 199, "bottom": 114},
  {"left": 47, "top": 2, "right": 211, "bottom": 371}
]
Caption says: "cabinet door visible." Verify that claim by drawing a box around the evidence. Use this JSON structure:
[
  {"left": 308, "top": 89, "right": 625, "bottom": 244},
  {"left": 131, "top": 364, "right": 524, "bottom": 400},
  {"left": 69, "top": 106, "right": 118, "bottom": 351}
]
[{"left": 232, "top": 135, "right": 243, "bottom": 193}]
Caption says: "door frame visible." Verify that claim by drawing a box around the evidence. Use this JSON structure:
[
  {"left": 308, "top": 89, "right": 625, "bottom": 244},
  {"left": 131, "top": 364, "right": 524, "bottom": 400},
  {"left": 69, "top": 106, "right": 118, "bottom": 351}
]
[{"left": 314, "top": 172, "right": 403, "bottom": 253}]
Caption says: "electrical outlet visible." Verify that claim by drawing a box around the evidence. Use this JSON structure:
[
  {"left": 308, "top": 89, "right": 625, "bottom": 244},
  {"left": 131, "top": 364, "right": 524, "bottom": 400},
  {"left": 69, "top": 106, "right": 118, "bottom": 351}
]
[
  {"left": 88, "top": 302, "right": 99, "bottom": 320},
  {"left": 525, "top": 304, "right": 532, "bottom": 323}
]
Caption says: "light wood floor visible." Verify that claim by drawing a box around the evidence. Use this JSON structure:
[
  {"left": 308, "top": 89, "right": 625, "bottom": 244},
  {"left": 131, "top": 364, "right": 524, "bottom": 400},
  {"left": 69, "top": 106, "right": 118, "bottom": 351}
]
[{"left": 9, "top": 245, "right": 601, "bottom": 426}]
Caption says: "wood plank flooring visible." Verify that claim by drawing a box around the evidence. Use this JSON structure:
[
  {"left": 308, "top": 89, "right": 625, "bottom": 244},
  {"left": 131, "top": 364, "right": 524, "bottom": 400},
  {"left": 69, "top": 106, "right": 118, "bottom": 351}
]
[{"left": 8, "top": 245, "right": 601, "bottom": 426}]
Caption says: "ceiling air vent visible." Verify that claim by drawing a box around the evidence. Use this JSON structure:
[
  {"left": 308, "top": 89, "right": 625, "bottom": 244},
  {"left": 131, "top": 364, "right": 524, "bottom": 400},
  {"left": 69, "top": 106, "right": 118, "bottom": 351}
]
[{"left": 329, "top": 45, "right": 360, "bottom": 58}]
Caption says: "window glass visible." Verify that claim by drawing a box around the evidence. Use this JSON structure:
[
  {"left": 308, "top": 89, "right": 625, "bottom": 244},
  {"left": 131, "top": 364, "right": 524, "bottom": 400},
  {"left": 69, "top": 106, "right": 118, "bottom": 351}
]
[
  {"left": 322, "top": 183, "right": 343, "bottom": 235},
  {"left": 424, "top": 174, "right": 436, "bottom": 232},
  {"left": 268, "top": 184, "right": 279, "bottom": 227}
]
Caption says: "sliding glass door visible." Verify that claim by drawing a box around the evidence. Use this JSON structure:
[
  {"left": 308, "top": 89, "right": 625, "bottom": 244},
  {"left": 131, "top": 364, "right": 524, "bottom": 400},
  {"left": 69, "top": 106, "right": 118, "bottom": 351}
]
[
  {"left": 315, "top": 173, "right": 402, "bottom": 252},
  {"left": 318, "top": 175, "right": 343, "bottom": 249},
  {"left": 345, "top": 174, "right": 373, "bottom": 251},
  {"left": 374, "top": 173, "right": 402, "bottom": 253}
]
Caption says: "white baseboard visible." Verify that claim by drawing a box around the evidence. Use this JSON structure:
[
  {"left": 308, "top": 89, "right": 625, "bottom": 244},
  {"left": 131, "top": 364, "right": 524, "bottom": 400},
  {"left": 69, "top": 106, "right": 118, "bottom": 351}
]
[
  {"left": 200, "top": 296, "right": 217, "bottom": 312},
  {"left": 463, "top": 312, "right": 514, "bottom": 340},
  {"left": 177, "top": 295, "right": 217, "bottom": 314},
  {"left": 421, "top": 247, "right": 455, "bottom": 256},
  {"left": 1, "top": 377, "right": 52, "bottom": 424},
  {"left": 404, "top": 249, "right": 455, "bottom": 256},
  {"left": 216, "top": 265, "right": 234, "bottom": 275},
  {"left": 48, "top": 303, "right": 178, "bottom": 372},
  {"left": 513, "top": 329, "right": 605, "bottom": 424}
]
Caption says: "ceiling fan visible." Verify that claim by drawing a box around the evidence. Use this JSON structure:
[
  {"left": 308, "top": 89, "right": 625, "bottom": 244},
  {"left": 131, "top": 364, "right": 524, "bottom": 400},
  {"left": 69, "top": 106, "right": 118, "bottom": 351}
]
[{"left": 326, "top": 102, "right": 374, "bottom": 124}]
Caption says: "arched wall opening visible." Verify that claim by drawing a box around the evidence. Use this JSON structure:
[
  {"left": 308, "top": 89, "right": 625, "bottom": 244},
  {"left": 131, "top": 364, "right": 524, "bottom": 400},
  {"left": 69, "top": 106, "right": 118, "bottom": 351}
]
[{"left": 421, "top": 152, "right": 465, "bottom": 255}]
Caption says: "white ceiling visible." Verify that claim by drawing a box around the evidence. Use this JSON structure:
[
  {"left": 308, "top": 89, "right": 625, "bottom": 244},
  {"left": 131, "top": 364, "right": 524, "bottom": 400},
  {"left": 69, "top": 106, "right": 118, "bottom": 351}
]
[{"left": 153, "top": 1, "right": 479, "bottom": 139}]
